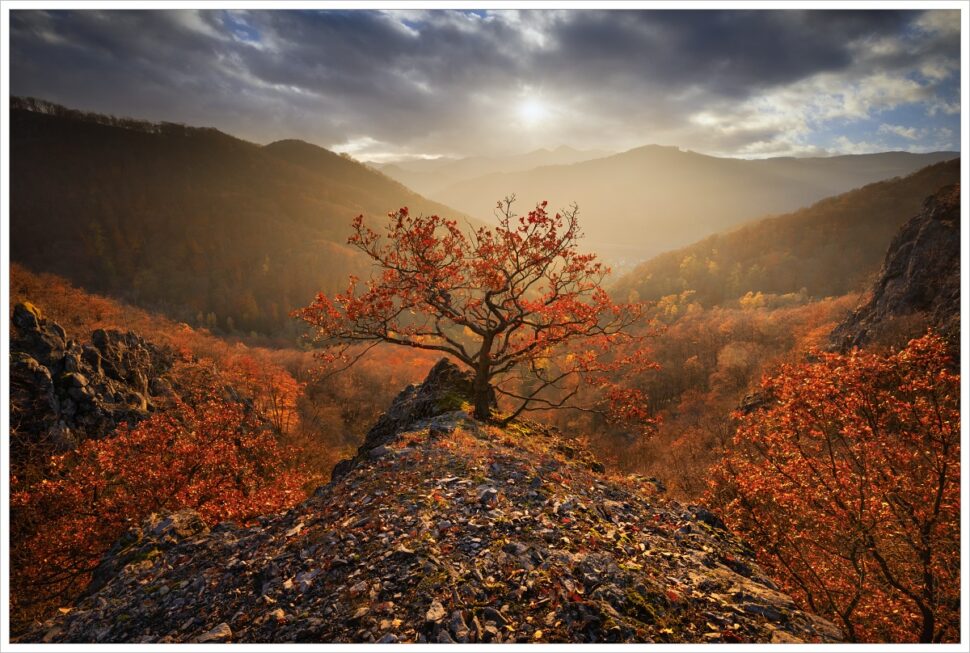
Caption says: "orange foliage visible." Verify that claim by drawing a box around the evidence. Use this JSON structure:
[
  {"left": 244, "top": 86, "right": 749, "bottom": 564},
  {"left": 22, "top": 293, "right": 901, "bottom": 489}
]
[
  {"left": 707, "top": 334, "right": 960, "bottom": 642},
  {"left": 10, "top": 392, "right": 311, "bottom": 628},
  {"left": 226, "top": 355, "right": 303, "bottom": 435},
  {"left": 558, "top": 294, "right": 860, "bottom": 495}
]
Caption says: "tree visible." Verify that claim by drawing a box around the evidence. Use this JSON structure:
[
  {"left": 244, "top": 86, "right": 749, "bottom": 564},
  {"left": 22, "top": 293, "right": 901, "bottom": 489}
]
[
  {"left": 298, "top": 199, "right": 655, "bottom": 428},
  {"left": 228, "top": 354, "right": 303, "bottom": 436},
  {"left": 707, "top": 333, "right": 960, "bottom": 642}
]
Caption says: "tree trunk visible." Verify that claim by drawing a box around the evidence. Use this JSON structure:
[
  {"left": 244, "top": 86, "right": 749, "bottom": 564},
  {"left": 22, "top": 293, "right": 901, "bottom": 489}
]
[
  {"left": 472, "top": 337, "right": 494, "bottom": 421},
  {"left": 919, "top": 607, "right": 935, "bottom": 643},
  {"left": 472, "top": 368, "right": 492, "bottom": 421}
]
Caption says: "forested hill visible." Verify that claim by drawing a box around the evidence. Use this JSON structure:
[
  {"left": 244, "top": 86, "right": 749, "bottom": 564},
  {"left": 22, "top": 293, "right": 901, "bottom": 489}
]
[
  {"left": 610, "top": 158, "right": 960, "bottom": 308},
  {"left": 9, "top": 97, "right": 479, "bottom": 336}
]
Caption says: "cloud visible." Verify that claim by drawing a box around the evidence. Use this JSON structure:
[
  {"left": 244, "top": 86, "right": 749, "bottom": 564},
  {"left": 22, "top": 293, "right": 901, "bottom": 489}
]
[
  {"left": 878, "top": 123, "right": 921, "bottom": 140},
  {"left": 9, "top": 9, "right": 961, "bottom": 159},
  {"left": 831, "top": 136, "right": 890, "bottom": 155}
]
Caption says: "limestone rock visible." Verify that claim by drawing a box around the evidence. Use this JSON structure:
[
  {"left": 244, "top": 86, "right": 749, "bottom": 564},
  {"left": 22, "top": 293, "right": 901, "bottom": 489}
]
[
  {"left": 9, "top": 301, "right": 177, "bottom": 461},
  {"left": 331, "top": 358, "right": 495, "bottom": 480},
  {"left": 830, "top": 184, "right": 960, "bottom": 361}
]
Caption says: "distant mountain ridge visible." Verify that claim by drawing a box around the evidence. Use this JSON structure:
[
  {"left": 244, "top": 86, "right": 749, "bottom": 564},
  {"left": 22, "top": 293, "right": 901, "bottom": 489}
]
[
  {"left": 374, "top": 145, "right": 614, "bottom": 197},
  {"left": 610, "top": 159, "right": 960, "bottom": 308},
  {"left": 9, "top": 98, "right": 480, "bottom": 336},
  {"left": 431, "top": 144, "right": 958, "bottom": 265}
]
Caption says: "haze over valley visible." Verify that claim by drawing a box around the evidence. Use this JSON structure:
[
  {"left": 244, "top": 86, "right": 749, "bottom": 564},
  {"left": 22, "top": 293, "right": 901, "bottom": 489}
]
[{"left": 390, "top": 145, "right": 957, "bottom": 265}]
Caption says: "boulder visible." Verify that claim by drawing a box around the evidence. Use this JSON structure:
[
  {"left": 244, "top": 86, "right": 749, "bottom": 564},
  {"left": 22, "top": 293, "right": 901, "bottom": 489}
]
[{"left": 12, "top": 302, "right": 66, "bottom": 368}]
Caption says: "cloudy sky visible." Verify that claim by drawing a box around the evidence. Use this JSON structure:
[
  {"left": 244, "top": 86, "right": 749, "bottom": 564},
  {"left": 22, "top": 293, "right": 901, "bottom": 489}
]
[{"left": 9, "top": 8, "right": 962, "bottom": 161}]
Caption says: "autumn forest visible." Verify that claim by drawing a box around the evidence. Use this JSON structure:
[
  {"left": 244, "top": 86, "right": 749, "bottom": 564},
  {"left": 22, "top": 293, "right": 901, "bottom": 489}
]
[{"left": 3, "top": 6, "right": 965, "bottom": 648}]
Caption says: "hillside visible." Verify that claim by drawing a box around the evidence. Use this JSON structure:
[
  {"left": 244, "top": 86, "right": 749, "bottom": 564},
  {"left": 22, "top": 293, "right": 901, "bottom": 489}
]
[
  {"left": 29, "top": 360, "right": 841, "bottom": 644},
  {"left": 433, "top": 145, "right": 958, "bottom": 265},
  {"left": 375, "top": 145, "right": 613, "bottom": 197},
  {"left": 9, "top": 98, "right": 480, "bottom": 336},
  {"left": 7, "top": 264, "right": 447, "bottom": 632},
  {"left": 611, "top": 159, "right": 960, "bottom": 307}
]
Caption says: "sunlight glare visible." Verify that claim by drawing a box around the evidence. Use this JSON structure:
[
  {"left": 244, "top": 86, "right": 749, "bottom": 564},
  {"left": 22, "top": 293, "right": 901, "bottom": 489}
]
[{"left": 518, "top": 99, "right": 548, "bottom": 125}]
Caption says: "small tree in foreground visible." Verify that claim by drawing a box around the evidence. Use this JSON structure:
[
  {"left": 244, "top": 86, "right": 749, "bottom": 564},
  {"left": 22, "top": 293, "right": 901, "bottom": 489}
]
[
  {"left": 298, "top": 199, "right": 656, "bottom": 430},
  {"left": 707, "top": 333, "right": 960, "bottom": 643}
]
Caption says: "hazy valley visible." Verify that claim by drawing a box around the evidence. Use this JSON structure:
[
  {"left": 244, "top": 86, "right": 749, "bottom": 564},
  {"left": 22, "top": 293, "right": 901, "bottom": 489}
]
[{"left": 423, "top": 145, "right": 957, "bottom": 265}]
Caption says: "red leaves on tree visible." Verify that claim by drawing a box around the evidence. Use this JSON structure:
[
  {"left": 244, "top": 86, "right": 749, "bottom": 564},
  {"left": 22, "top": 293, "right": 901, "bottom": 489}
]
[
  {"left": 10, "top": 393, "right": 309, "bottom": 625},
  {"left": 226, "top": 354, "right": 304, "bottom": 436},
  {"left": 297, "top": 198, "right": 657, "bottom": 431},
  {"left": 707, "top": 333, "right": 960, "bottom": 643}
]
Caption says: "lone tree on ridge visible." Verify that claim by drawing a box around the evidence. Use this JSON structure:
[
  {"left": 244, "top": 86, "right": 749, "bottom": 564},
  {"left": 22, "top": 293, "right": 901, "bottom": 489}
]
[{"left": 297, "top": 198, "right": 656, "bottom": 430}]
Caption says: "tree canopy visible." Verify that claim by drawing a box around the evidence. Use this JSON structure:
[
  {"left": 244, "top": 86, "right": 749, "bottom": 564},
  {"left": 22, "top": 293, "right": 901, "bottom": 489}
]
[
  {"left": 298, "top": 199, "right": 655, "bottom": 428},
  {"left": 707, "top": 333, "right": 960, "bottom": 642}
]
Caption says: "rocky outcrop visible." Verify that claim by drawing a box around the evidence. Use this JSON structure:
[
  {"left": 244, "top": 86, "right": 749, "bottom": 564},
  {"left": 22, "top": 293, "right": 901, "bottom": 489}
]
[
  {"left": 331, "top": 359, "right": 495, "bottom": 480},
  {"left": 830, "top": 184, "right": 960, "bottom": 359},
  {"left": 30, "top": 362, "right": 841, "bottom": 644},
  {"left": 84, "top": 511, "right": 209, "bottom": 597},
  {"left": 9, "top": 302, "right": 175, "bottom": 455}
]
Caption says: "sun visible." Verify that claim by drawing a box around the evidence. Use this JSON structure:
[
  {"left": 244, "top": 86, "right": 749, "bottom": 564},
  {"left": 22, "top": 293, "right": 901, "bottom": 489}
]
[{"left": 518, "top": 99, "right": 548, "bottom": 125}]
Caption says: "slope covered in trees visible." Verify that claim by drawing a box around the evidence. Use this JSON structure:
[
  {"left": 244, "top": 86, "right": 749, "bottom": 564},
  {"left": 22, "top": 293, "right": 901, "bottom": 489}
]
[
  {"left": 610, "top": 159, "right": 959, "bottom": 307},
  {"left": 9, "top": 98, "right": 480, "bottom": 336},
  {"left": 552, "top": 170, "right": 961, "bottom": 507},
  {"left": 433, "top": 145, "right": 957, "bottom": 264}
]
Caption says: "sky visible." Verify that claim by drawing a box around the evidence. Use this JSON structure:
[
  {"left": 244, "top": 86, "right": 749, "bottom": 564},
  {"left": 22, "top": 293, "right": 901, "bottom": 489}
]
[{"left": 8, "top": 8, "right": 962, "bottom": 162}]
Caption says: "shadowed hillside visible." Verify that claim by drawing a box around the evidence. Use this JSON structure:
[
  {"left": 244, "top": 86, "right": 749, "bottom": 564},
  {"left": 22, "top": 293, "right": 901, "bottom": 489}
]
[{"left": 9, "top": 98, "right": 481, "bottom": 336}]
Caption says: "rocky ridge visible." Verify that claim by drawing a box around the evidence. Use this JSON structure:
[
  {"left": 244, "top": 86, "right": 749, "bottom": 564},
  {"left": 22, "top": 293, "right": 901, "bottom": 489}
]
[
  {"left": 332, "top": 359, "right": 496, "bottom": 480},
  {"left": 32, "top": 360, "right": 841, "bottom": 644},
  {"left": 829, "top": 183, "right": 960, "bottom": 359},
  {"left": 10, "top": 301, "right": 176, "bottom": 455}
]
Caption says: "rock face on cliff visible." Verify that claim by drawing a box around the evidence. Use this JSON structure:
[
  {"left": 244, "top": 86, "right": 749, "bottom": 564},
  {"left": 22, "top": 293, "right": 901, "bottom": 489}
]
[
  {"left": 830, "top": 184, "right": 960, "bottom": 359},
  {"left": 9, "top": 301, "right": 175, "bottom": 456},
  {"left": 32, "top": 360, "right": 840, "bottom": 644}
]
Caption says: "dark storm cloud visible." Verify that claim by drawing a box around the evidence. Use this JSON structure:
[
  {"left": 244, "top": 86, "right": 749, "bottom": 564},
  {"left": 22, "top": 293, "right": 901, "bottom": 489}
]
[
  {"left": 10, "top": 11, "right": 252, "bottom": 129},
  {"left": 540, "top": 10, "right": 912, "bottom": 96},
  {"left": 8, "top": 8, "right": 961, "bottom": 158}
]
